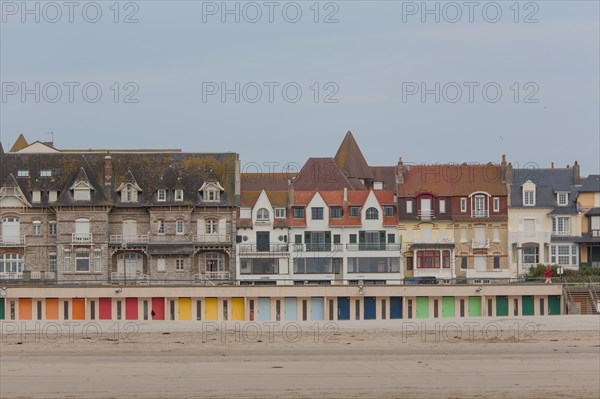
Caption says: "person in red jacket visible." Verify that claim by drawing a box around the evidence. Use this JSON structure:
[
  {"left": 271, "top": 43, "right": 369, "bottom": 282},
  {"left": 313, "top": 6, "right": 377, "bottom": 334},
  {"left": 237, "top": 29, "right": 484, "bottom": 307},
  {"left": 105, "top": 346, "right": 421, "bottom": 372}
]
[{"left": 544, "top": 265, "right": 553, "bottom": 284}]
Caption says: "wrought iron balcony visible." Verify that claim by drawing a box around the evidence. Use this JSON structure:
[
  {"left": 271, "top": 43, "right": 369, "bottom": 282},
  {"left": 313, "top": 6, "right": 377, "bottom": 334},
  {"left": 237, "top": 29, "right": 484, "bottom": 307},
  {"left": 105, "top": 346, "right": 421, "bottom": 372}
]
[
  {"left": 193, "top": 234, "right": 231, "bottom": 243},
  {"left": 471, "top": 209, "right": 489, "bottom": 218},
  {"left": 72, "top": 233, "right": 93, "bottom": 244},
  {"left": 110, "top": 235, "right": 149, "bottom": 244},
  {"left": 0, "top": 236, "right": 26, "bottom": 246},
  {"left": 0, "top": 272, "right": 23, "bottom": 279},
  {"left": 417, "top": 209, "right": 435, "bottom": 221}
]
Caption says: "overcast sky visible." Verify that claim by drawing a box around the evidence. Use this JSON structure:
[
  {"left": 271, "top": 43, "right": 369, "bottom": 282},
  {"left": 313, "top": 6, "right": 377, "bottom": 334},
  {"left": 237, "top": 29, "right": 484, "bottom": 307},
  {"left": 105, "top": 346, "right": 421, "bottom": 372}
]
[{"left": 1, "top": 1, "right": 599, "bottom": 175}]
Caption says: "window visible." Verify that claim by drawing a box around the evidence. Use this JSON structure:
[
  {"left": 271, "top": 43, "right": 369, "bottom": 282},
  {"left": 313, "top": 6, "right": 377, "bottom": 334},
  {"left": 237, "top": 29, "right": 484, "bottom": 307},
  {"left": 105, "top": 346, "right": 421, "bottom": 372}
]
[
  {"left": 473, "top": 195, "right": 486, "bottom": 217},
  {"left": 157, "top": 189, "right": 166, "bottom": 202},
  {"left": 461, "top": 256, "right": 467, "bottom": 269},
  {"left": 17, "top": 170, "right": 29, "bottom": 177},
  {"left": 49, "top": 253, "right": 57, "bottom": 272},
  {"left": 406, "top": 199, "right": 413, "bottom": 214},
  {"left": 121, "top": 185, "right": 138, "bottom": 203},
  {"left": 417, "top": 250, "right": 441, "bottom": 269},
  {"left": 523, "top": 245, "right": 538, "bottom": 264},
  {"left": 493, "top": 256, "right": 500, "bottom": 269},
  {"left": 460, "top": 226, "right": 467, "bottom": 242},
  {"left": 175, "top": 190, "right": 184, "bottom": 201},
  {"left": 333, "top": 234, "right": 341, "bottom": 244},
  {"left": 523, "top": 190, "right": 535, "bottom": 206},
  {"left": 32, "top": 220, "right": 41, "bottom": 236},
  {"left": 176, "top": 220, "right": 184, "bottom": 235},
  {"left": 94, "top": 249, "right": 102, "bottom": 272},
  {"left": 73, "top": 186, "right": 91, "bottom": 201},
  {"left": 205, "top": 252, "right": 225, "bottom": 271},
  {"left": 32, "top": 191, "right": 41, "bottom": 203},
  {"left": 275, "top": 208, "right": 286, "bottom": 218},
  {"left": 591, "top": 216, "right": 600, "bottom": 236},
  {"left": 384, "top": 206, "right": 394, "bottom": 217},
  {"left": 493, "top": 226, "right": 500, "bottom": 242},
  {"left": 157, "top": 220, "right": 165, "bottom": 234},
  {"left": 330, "top": 206, "right": 342, "bottom": 218},
  {"left": 294, "top": 234, "right": 302, "bottom": 244},
  {"left": 366, "top": 207, "right": 379, "bottom": 220},
  {"left": 257, "top": 208, "right": 270, "bottom": 220},
  {"left": 557, "top": 192, "right": 568, "bottom": 206},
  {"left": 524, "top": 218, "right": 536, "bottom": 237},
  {"left": 48, "top": 191, "right": 58, "bottom": 202},
  {"left": 49, "top": 221, "right": 57, "bottom": 236},
  {"left": 206, "top": 219, "right": 218, "bottom": 234},
  {"left": 439, "top": 199, "right": 446, "bottom": 213},
  {"left": 550, "top": 245, "right": 577, "bottom": 266},
  {"left": 311, "top": 207, "right": 324, "bottom": 220},
  {"left": 350, "top": 206, "right": 361, "bottom": 217},
  {"left": 293, "top": 207, "right": 305, "bottom": 218},
  {"left": 205, "top": 189, "right": 220, "bottom": 202},
  {"left": 40, "top": 170, "right": 52, "bottom": 177},
  {"left": 493, "top": 197, "right": 500, "bottom": 212},
  {"left": 157, "top": 257, "right": 166, "bottom": 272},
  {"left": 75, "top": 249, "right": 90, "bottom": 272},
  {"left": 64, "top": 250, "right": 72, "bottom": 272},
  {"left": 406, "top": 256, "right": 413, "bottom": 270},
  {"left": 442, "top": 250, "right": 451, "bottom": 268},
  {"left": 0, "top": 253, "right": 24, "bottom": 273},
  {"left": 349, "top": 234, "right": 357, "bottom": 244},
  {"left": 460, "top": 198, "right": 467, "bottom": 212},
  {"left": 176, "top": 257, "right": 184, "bottom": 270},
  {"left": 552, "top": 217, "right": 570, "bottom": 235}
]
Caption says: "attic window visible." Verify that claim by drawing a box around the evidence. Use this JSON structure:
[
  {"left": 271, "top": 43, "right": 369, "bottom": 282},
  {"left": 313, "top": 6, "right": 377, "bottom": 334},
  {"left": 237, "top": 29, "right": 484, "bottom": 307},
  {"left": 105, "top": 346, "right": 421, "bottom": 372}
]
[
  {"left": 157, "top": 189, "right": 166, "bottom": 202},
  {"left": 200, "top": 181, "right": 223, "bottom": 202},
  {"left": 121, "top": 184, "right": 139, "bottom": 203},
  {"left": 557, "top": 192, "right": 568, "bottom": 206},
  {"left": 5, "top": 188, "right": 16, "bottom": 196},
  {"left": 374, "top": 182, "right": 383, "bottom": 190},
  {"left": 48, "top": 191, "right": 58, "bottom": 203},
  {"left": 17, "top": 170, "right": 29, "bottom": 177},
  {"left": 73, "top": 186, "right": 91, "bottom": 201},
  {"left": 40, "top": 170, "right": 52, "bottom": 177},
  {"left": 206, "top": 189, "right": 219, "bottom": 201},
  {"left": 32, "top": 191, "right": 41, "bottom": 203},
  {"left": 175, "top": 190, "right": 184, "bottom": 202}
]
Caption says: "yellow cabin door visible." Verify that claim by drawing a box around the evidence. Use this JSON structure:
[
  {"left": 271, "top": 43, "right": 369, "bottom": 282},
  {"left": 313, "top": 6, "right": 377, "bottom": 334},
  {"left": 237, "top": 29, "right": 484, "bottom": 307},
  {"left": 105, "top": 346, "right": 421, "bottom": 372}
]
[
  {"left": 205, "top": 298, "right": 218, "bottom": 320},
  {"left": 232, "top": 298, "right": 245, "bottom": 321},
  {"left": 178, "top": 298, "right": 191, "bottom": 320}
]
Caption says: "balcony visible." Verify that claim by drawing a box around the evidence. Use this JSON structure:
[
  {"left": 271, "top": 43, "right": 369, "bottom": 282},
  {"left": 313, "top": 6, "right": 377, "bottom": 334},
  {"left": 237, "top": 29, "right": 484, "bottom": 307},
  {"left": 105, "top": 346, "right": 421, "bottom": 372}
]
[
  {"left": 193, "top": 234, "right": 231, "bottom": 244},
  {"left": 203, "top": 271, "right": 230, "bottom": 280},
  {"left": 72, "top": 233, "right": 93, "bottom": 244},
  {"left": 592, "top": 230, "right": 600, "bottom": 238},
  {"left": 0, "top": 272, "right": 23, "bottom": 279},
  {"left": 417, "top": 209, "right": 435, "bottom": 221},
  {"left": 346, "top": 243, "right": 401, "bottom": 251},
  {"left": 0, "top": 236, "right": 26, "bottom": 246},
  {"left": 111, "top": 272, "right": 149, "bottom": 284},
  {"left": 238, "top": 243, "right": 289, "bottom": 254},
  {"left": 110, "top": 235, "right": 149, "bottom": 244},
  {"left": 30, "top": 271, "right": 56, "bottom": 279},
  {"left": 552, "top": 230, "right": 571, "bottom": 237},
  {"left": 471, "top": 209, "right": 489, "bottom": 218},
  {"left": 291, "top": 243, "right": 344, "bottom": 252},
  {"left": 472, "top": 239, "right": 490, "bottom": 249}
]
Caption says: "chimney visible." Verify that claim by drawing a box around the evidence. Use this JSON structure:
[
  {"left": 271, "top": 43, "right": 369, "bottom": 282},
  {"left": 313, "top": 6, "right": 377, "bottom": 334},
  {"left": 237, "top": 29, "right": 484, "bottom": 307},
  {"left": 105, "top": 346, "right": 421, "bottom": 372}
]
[
  {"left": 501, "top": 154, "right": 507, "bottom": 182},
  {"left": 551, "top": 162, "right": 554, "bottom": 169},
  {"left": 573, "top": 161, "right": 581, "bottom": 185},
  {"left": 288, "top": 180, "right": 294, "bottom": 207},
  {"left": 104, "top": 154, "right": 113, "bottom": 188},
  {"left": 343, "top": 187, "right": 348, "bottom": 204},
  {"left": 396, "top": 157, "right": 404, "bottom": 184}
]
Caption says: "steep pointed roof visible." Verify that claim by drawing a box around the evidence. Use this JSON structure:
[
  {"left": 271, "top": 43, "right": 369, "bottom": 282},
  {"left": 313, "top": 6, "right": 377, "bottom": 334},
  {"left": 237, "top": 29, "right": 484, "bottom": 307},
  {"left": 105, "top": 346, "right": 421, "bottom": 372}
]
[
  {"left": 69, "top": 167, "right": 93, "bottom": 189},
  {"left": 9, "top": 134, "right": 28, "bottom": 152},
  {"left": 292, "top": 158, "right": 356, "bottom": 191},
  {"left": 334, "top": 131, "right": 374, "bottom": 180}
]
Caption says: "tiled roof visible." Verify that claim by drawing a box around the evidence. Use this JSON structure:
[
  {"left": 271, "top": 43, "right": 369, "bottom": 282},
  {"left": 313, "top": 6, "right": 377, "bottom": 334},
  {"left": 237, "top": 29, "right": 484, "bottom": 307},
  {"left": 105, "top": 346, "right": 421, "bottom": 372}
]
[
  {"left": 334, "top": 131, "right": 374, "bottom": 180},
  {"left": 292, "top": 158, "right": 355, "bottom": 191},
  {"left": 397, "top": 164, "right": 507, "bottom": 197},
  {"left": 241, "top": 172, "right": 295, "bottom": 191}
]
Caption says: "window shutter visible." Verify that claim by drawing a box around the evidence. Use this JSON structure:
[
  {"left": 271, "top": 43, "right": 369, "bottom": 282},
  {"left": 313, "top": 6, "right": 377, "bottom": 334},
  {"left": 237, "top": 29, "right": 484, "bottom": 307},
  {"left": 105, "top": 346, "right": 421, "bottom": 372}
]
[
  {"left": 358, "top": 231, "right": 365, "bottom": 243},
  {"left": 304, "top": 231, "right": 311, "bottom": 244},
  {"left": 379, "top": 231, "right": 386, "bottom": 244},
  {"left": 324, "top": 231, "right": 331, "bottom": 243},
  {"left": 218, "top": 218, "right": 226, "bottom": 237},
  {"left": 197, "top": 218, "right": 205, "bottom": 236}
]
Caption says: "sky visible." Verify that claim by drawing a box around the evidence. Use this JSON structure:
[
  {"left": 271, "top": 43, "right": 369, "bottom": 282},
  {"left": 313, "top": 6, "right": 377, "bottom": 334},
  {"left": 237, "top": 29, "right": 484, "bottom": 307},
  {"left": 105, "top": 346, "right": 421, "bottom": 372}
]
[{"left": 1, "top": 0, "right": 599, "bottom": 175}]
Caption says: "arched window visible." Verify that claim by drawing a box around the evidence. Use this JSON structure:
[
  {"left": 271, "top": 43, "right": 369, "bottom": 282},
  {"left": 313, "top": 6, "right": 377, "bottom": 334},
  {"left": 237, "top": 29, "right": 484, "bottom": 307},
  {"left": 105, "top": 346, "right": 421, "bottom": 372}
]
[
  {"left": 366, "top": 207, "right": 379, "bottom": 220},
  {"left": 257, "top": 208, "right": 270, "bottom": 220}
]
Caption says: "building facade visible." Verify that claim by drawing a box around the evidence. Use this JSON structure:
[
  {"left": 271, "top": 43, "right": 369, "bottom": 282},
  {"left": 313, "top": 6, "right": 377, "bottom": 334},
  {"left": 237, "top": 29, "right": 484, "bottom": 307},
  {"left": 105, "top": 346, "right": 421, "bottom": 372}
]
[{"left": 576, "top": 175, "right": 600, "bottom": 268}]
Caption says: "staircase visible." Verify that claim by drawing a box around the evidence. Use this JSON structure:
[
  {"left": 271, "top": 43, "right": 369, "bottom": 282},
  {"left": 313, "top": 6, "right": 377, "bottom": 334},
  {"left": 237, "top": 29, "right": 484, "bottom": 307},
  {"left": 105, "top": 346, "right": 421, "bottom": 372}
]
[{"left": 565, "top": 285, "right": 598, "bottom": 315}]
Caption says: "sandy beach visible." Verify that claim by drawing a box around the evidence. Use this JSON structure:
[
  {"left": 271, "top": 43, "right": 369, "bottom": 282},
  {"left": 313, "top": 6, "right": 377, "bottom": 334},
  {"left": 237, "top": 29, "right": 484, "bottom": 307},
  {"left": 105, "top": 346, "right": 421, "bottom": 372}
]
[{"left": 1, "top": 316, "right": 599, "bottom": 399}]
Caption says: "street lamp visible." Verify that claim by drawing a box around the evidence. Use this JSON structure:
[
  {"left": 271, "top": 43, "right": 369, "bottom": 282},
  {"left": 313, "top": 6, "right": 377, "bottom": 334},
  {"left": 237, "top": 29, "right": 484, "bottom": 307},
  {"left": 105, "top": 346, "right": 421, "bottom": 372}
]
[{"left": 121, "top": 242, "right": 128, "bottom": 286}]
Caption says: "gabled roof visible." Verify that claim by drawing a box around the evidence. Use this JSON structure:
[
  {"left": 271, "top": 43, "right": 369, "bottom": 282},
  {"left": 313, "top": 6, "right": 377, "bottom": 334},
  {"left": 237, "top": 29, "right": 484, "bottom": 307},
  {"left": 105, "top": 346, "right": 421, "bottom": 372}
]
[
  {"left": 115, "top": 170, "right": 142, "bottom": 192},
  {"left": 69, "top": 167, "right": 93, "bottom": 190},
  {"left": 510, "top": 168, "right": 579, "bottom": 210},
  {"left": 397, "top": 164, "right": 507, "bottom": 197},
  {"left": 241, "top": 172, "right": 295, "bottom": 191},
  {"left": 334, "top": 131, "right": 374, "bottom": 180},
  {"left": 9, "top": 134, "right": 28, "bottom": 152},
  {"left": 579, "top": 175, "right": 600, "bottom": 193},
  {"left": 292, "top": 158, "right": 355, "bottom": 191}
]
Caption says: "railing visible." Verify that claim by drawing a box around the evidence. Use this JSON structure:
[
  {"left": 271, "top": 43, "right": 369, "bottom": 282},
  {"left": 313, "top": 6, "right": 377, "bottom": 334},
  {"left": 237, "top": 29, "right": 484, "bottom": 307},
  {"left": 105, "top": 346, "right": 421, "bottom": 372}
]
[
  {"left": 193, "top": 234, "right": 231, "bottom": 244},
  {"left": 0, "top": 236, "right": 26, "bottom": 246},
  {"left": 238, "top": 243, "right": 289, "bottom": 253},
  {"left": 0, "top": 272, "right": 23, "bottom": 279},
  {"left": 563, "top": 285, "right": 577, "bottom": 314},
  {"left": 291, "top": 243, "right": 344, "bottom": 252},
  {"left": 591, "top": 230, "right": 600, "bottom": 238},
  {"left": 111, "top": 272, "right": 149, "bottom": 284},
  {"left": 72, "top": 233, "right": 93, "bottom": 244},
  {"left": 110, "top": 235, "right": 149, "bottom": 243},
  {"left": 471, "top": 209, "right": 489, "bottom": 218},
  {"left": 30, "top": 271, "right": 56, "bottom": 279},
  {"left": 151, "top": 234, "right": 192, "bottom": 242},
  {"left": 589, "top": 277, "right": 599, "bottom": 313},
  {"left": 471, "top": 239, "right": 490, "bottom": 249},
  {"left": 412, "top": 237, "right": 455, "bottom": 245},
  {"left": 417, "top": 209, "right": 435, "bottom": 221},
  {"left": 204, "top": 271, "right": 231, "bottom": 280},
  {"left": 346, "top": 243, "right": 402, "bottom": 251},
  {"left": 552, "top": 230, "right": 571, "bottom": 236}
]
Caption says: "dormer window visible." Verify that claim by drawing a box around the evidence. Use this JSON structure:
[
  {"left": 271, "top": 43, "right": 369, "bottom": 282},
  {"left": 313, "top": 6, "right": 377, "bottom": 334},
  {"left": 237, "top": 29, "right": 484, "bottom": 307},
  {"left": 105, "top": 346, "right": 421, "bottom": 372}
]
[
  {"left": 200, "top": 181, "right": 224, "bottom": 202},
  {"left": 32, "top": 191, "right": 41, "bottom": 203},
  {"left": 207, "top": 189, "right": 219, "bottom": 201},
  {"left": 257, "top": 208, "right": 270, "bottom": 221},
  {"left": 48, "top": 191, "right": 58, "bottom": 202},
  {"left": 40, "top": 170, "right": 52, "bottom": 177},
  {"left": 366, "top": 207, "right": 379, "bottom": 220},
  {"left": 175, "top": 190, "right": 184, "bottom": 202},
  {"left": 275, "top": 208, "right": 286, "bottom": 218},
  {"left": 17, "top": 170, "right": 29, "bottom": 177},
  {"left": 524, "top": 190, "right": 535, "bottom": 206},
  {"left": 121, "top": 184, "right": 140, "bottom": 203},
  {"left": 157, "top": 189, "right": 166, "bottom": 202},
  {"left": 557, "top": 192, "right": 568, "bottom": 206}
]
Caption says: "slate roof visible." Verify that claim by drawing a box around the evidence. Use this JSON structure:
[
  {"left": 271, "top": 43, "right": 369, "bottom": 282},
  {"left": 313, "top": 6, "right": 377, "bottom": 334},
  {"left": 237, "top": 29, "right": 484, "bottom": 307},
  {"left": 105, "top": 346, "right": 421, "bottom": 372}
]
[
  {"left": 241, "top": 172, "right": 295, "bottom": 191},
  {"left": 397, "top": 164, "right": 507, "bottom": 197},
  {"left": 510, "top": 168, "right": 579, "bottom": 212},
  {"left": 1, "top": 151, "right": 238, "bottom": 207},
  {"left": 334, "top": 131, "right": 374, "bottom": 180},
  {"left": 292, "top": 158, "right": 356, "bottom": 191},
  {"left": 579, "top": 175, "right": 600, "bottom": 193}
]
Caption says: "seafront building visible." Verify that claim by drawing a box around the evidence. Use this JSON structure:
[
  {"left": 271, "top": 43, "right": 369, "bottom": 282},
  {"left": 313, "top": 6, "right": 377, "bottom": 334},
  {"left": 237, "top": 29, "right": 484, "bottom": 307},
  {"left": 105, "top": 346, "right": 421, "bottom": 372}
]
[{"left": 0, "top": 132, "right": 598, "bottom": 321}]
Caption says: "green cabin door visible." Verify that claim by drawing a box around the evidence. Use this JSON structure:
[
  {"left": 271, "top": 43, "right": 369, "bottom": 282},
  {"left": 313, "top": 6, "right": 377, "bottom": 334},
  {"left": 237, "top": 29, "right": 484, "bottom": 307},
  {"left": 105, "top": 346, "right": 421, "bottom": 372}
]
[
  {"left": 0, "top": 298, "right": 4, "bottom": 320},
  {"left": 495, "top": 296, "right": 509, "bottom": 316},
  {"left": 416, "top": 297, "right": 429, "bottom": 318},
  {"left": 442, "top": 297, "right": 455, "bottom": 317},
  {"left": 522, "top": 296, "right": 535, "bottom": 316},
  {"left": 548, "top": 296, "right": 561, "bottom": 315},
  {"left": 468, "top": 296, "right": 482, "bottom": 317}
]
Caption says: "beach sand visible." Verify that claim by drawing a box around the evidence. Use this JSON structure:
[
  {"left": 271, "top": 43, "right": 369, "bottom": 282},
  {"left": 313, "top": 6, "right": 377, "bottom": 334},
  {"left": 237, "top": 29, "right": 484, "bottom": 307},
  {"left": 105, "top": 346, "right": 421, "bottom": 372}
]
[{"left": 1, "top": 316, "right": 599, "bottom": 399}]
